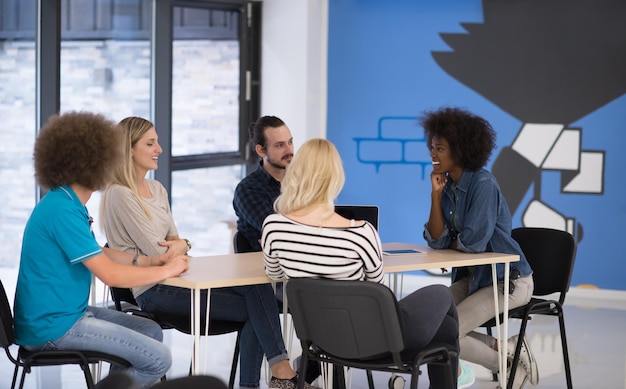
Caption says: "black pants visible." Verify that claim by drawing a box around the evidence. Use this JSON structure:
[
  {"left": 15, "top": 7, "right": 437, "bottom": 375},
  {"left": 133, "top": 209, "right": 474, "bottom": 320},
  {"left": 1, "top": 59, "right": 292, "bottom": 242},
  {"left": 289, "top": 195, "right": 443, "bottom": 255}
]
[{"left": 398, "top": 284, "right": 459, "bottom": 389}]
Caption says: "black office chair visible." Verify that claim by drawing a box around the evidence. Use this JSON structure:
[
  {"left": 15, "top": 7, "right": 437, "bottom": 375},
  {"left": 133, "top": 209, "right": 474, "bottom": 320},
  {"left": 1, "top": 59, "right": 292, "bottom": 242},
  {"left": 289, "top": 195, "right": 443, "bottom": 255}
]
[
  {"left": 96, "top": 372, "right": 229, "bottom": 389},
  {"left": 286, "top": 278, "right": 456, "bottom": 389},
  {"left": 233, "top": 230, "right": 256, "bottom": 254},
  {"left": 109, "top": 286, "right": 243, "bottom": 389},
  {"left": 0, "top": 279, "right": 132, "bottom": 389},
  {"left": 150, "top": 374, "right": 229, "bottom": 389},
  {"left": 233, "top": 231, "right": 288, "bottom": 327},
  {"left": 95, "top": 372, "right": 140, "bottom": 389},
  {"left": 233, "top": 231, "right": 285, "bottom": 300},
  {"left": 483, "top": 227, "right": 577, "bottom": 389}
]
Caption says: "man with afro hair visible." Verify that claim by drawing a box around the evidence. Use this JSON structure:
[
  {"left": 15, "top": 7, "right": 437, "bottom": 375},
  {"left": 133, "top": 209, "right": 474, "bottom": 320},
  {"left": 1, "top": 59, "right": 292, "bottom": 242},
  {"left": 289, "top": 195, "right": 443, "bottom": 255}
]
[{"left": 13, "top": 111, "right": 189, "bottom": 387}]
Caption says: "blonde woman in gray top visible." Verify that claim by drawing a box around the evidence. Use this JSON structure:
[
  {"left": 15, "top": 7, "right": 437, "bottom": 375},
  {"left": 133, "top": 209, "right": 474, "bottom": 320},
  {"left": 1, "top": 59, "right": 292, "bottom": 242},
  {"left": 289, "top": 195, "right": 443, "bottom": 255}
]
[
  {"left": 101, "top": 117, "right": 316, "bottom": 389},
  {"left": 262, "top": 138, "right": 460, "bottom": 389}
]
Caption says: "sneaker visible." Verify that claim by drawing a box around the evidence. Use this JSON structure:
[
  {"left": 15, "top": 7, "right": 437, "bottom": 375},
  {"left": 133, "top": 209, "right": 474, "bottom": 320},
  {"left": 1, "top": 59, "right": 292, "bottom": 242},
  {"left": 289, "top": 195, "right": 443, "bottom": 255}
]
[
  {"left": 507, "top": 335, "right": 538, "bottom": 385},
  {"left": 269, "top": 375, "right": 321, "bottom": 389},
  {"left": 457, "top": 359, "right": 475, "bottom": 389}
]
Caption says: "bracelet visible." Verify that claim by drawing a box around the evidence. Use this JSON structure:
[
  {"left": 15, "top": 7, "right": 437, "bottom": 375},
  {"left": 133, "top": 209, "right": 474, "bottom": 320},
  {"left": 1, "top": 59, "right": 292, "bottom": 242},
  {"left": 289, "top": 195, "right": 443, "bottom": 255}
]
[
  {"left": 132, "top": 254, "right": 139, "bottom": 266},
  {"left": 184, "top": 238, "right": 192, "bottom": 252}
]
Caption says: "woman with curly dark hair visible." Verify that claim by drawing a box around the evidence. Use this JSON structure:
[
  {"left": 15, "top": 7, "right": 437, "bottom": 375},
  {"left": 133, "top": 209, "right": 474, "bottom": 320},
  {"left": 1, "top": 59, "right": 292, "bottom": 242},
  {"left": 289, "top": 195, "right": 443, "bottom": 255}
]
[
  {"left": 13, "top": 111, "right": 189, "bottom": 387},
  {"left": 421, "top": 107, "right": 537, "bottom": 389}
]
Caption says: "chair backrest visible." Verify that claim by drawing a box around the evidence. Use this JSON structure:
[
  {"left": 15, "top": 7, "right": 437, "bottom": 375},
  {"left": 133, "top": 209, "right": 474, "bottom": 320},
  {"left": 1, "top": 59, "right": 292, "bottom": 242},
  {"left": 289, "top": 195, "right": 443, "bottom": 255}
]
[
  {"left": 233, "top": 231, "right": 257, "bottom": 253},
  {"left": 110, "top": 286, "right": 140, "bottom": 311},
  {"left": 0, "top": 279, "right": 15, "bottom": 348},
  {"left": 286, "top": 278, "right": 405, "bottom": 360},
  {"left": 512, "top": 227, "right": 577, "bottom": 304},
  {"left": 104, "top": 243, "right": 141, "bottom": 311}
]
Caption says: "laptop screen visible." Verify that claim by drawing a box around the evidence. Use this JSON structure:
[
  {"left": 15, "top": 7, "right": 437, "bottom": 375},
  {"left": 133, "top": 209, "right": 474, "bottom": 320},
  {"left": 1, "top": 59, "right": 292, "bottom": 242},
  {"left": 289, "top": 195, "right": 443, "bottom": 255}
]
[{"left": 335, "top": 205, "right": 379, "bottom": 230}]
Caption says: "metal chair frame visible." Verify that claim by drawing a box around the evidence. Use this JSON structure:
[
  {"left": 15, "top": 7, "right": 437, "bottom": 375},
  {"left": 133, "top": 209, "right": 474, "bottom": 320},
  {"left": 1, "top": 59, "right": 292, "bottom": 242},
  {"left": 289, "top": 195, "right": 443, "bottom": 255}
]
[
  {"left": 286, "top": 278, "right": 457, "bottom": 389},
  {"left": 0, "top": 279, "right": 131, "bottom": 389},
  {"left": 108, "top": 286, "right": 243, "bottom": 389},
  {"left": 483, "top": 227, "right": 577, "bottom": 389}
]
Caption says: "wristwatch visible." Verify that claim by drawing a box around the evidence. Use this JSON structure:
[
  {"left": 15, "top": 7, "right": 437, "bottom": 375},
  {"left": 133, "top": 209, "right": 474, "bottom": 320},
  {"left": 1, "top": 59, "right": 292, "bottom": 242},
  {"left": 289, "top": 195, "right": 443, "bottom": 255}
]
[{"left": 184, "top": 238, "right": 192, "bottom": 252}]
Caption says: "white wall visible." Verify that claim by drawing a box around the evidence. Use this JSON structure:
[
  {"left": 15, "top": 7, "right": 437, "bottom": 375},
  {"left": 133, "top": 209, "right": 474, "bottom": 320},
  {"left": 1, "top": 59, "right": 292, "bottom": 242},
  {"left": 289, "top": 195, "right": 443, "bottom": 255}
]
[{"left": 261, "top": 0, "right": 328, "bottom": 146}]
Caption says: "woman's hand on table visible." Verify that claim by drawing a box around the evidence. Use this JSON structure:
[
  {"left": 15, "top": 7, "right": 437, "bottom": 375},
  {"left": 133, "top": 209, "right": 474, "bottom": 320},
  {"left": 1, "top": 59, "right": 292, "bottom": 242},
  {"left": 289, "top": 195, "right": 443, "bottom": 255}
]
[{"left": 159, "top": 239, "right": 189, "bottom": 257}]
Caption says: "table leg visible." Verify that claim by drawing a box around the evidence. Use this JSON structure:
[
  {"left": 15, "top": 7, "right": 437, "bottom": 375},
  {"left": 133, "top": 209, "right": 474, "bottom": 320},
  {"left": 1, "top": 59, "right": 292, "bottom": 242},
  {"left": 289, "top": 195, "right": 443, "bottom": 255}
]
[
  {"left": 503, "top": 265, "right": 510, "bottom": 387},
  {"left": 203, "top": 288, "right": 212, "bottom": 375},
  {"left": 491, "top": 264, "right": 510, "bottom": 388},
  {"left": 191, "top": 288, "right": 210, "bottom": 375},
  {"left": 190, "top": 288, "right": 198, "bottom": 375},
  {"left": 279, "top": 282, "right": 288, "bottom": 338},
  {"left": 282, "top": 281, "right": 292, "bottom": 352}
]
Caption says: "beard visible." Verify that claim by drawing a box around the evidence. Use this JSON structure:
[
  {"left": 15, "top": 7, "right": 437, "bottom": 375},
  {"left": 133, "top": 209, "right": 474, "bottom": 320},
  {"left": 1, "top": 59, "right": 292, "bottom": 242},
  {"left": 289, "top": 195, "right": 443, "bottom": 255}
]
[{"left": 266, "top": 153, "right": 292, "bottom": 170}]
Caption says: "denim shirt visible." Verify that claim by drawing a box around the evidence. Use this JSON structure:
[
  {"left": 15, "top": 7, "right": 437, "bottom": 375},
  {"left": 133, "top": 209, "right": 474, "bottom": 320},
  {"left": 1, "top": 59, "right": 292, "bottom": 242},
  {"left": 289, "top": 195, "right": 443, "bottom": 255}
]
[{"left": 423, "top": 168, "right": 532, "bottom": 294}]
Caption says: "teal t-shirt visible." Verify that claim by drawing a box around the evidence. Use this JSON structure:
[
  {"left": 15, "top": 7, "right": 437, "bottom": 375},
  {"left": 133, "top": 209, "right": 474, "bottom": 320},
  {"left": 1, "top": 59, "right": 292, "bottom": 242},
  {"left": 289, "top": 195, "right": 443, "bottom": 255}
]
[{"left": 14, "top": 185, "right": 103, "bottom": 347}]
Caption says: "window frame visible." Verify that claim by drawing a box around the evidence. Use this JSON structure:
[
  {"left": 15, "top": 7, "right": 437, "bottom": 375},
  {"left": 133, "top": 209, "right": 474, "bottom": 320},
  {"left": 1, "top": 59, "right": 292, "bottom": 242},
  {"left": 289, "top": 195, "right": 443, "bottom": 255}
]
[
  {"left": 154, "top": 0, "right": 261, "bottom": 196},
  {"left": 35, "top": 0, "right": 261, "bottom": 201}
]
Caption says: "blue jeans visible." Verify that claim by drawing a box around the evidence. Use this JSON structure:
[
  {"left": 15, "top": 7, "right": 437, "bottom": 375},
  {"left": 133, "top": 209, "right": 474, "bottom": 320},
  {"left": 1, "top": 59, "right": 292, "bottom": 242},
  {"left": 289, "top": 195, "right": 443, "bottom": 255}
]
[
  {"left": 137, "top": 283, "right": 288, "bottom": 388},
  {"left": 25, "top": 306, "right": 170, "bottom": 388}
]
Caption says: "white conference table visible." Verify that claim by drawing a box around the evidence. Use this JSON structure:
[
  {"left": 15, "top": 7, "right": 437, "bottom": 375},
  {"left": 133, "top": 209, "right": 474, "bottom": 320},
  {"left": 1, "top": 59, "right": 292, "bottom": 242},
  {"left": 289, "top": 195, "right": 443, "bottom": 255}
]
[{"left": 161, "top": 242, "right": 519, "bottom": 387}]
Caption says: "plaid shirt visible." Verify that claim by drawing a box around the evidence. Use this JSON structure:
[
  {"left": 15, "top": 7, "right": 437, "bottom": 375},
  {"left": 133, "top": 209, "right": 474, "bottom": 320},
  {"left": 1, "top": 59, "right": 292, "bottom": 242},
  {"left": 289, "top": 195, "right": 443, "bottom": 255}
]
[{"left": 233, "top": 161, "right": 281, "bottom": 251}]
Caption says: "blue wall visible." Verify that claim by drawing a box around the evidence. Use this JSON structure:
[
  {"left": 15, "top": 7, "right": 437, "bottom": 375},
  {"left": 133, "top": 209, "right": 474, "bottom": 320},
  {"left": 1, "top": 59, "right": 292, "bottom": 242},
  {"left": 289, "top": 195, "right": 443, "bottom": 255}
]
[{"left": 326, "top": 0, "right": 626, "bottom": 290}]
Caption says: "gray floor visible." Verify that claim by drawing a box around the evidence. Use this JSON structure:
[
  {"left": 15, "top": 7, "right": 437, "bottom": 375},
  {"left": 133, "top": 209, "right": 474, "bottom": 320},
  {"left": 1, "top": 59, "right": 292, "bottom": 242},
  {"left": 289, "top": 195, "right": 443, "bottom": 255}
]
[{"left": 1, "top": 269, "right": 625, "bottom": 389}]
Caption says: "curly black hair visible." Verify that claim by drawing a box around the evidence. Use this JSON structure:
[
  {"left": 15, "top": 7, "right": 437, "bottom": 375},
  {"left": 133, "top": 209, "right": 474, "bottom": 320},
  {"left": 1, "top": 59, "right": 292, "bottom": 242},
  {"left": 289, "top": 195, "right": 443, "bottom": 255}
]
[
  {"left": 419, "top": 106, "right": 496, "bottom": 170},
  {"left": 34, "top": 111, "right": 122, "bottom": 190}
]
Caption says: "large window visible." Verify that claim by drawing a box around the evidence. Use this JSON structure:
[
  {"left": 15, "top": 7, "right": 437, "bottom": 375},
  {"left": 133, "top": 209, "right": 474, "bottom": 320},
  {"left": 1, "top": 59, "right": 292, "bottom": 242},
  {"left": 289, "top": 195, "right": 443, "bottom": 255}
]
[
  {"left": 0, "top": 0, "right": 260, "bottom": 385},
  {"left": 168, "top": 2, "right": 256, "bottom": 256},
  {"left": 171, "top": 165, "right": 243, "bottom": 255},
  {"left": 171, "top": 5, "right": 241, "bottom": 157},
  {"left": 0, "top": 0, "right": 261, "bottom": 258},
  {"left": 0, "top": 0, "right": 36, "bottom": 268},
  {"left": 0, "top": 2, "right": 261, "bottom": 256},
  {"left": 49, "top": 0, "right": 261, "bottom": 255}
]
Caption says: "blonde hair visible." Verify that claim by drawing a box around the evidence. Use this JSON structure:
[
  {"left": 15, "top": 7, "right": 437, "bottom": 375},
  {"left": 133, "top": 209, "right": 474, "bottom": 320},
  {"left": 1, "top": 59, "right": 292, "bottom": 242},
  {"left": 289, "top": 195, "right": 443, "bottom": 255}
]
[
  {"left": 274, "top": 138, "right": 345, "bottom": 215},
  {"left": 101, "top": 116, "right": 154, "bottom": 221}
]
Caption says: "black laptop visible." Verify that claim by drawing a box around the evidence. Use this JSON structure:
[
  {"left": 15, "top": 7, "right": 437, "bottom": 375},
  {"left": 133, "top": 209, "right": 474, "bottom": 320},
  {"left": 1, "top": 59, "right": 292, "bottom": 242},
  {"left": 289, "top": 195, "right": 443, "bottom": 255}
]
[{"left": 335, "top": 205, "right": 379, "bottom": 230}]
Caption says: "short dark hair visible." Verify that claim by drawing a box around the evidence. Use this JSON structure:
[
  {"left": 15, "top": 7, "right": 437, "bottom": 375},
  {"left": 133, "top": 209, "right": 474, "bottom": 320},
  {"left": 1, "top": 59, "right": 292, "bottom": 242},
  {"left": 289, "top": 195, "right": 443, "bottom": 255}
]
[
  {"left": 248, "top": 116, "right": 286, "bottom": 150},
  {"left": 34, "top": 111, "right": 122, "bottom": 190},
  {"left": 419, "top": 106, "right": 496, "bottom": 170}
]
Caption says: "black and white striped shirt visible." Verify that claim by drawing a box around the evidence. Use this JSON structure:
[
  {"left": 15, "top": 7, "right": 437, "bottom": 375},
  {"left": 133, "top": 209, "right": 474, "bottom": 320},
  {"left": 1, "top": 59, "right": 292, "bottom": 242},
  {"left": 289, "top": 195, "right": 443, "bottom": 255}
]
[{"left": 261, "top": 213, "right": 384, "bottom": 283}]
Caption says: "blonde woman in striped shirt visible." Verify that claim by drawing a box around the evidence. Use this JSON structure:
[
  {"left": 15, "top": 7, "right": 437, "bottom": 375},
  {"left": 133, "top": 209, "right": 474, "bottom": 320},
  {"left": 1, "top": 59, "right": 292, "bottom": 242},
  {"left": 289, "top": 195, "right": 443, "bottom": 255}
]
[{"left": 262, "top": 138, "right": 460, "bottom": 389}]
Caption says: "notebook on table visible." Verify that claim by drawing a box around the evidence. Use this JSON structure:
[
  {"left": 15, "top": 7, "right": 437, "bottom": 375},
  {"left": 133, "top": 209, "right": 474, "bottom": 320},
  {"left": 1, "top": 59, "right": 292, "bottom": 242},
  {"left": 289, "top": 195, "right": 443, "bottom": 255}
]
[{"left": 335, "top": 205, "right": 379, "bottom": 230}]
